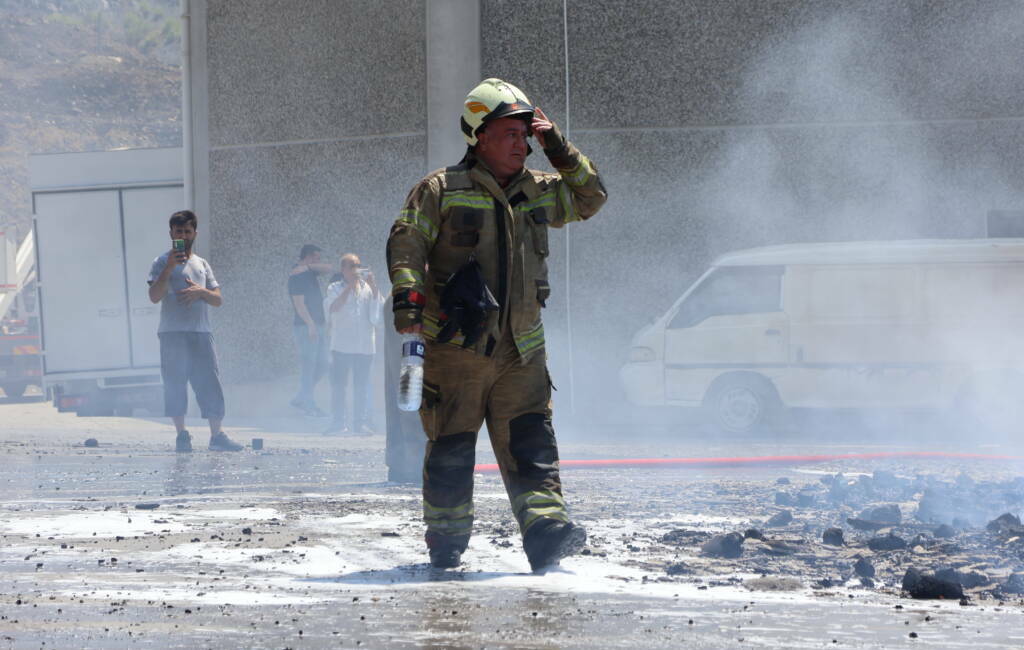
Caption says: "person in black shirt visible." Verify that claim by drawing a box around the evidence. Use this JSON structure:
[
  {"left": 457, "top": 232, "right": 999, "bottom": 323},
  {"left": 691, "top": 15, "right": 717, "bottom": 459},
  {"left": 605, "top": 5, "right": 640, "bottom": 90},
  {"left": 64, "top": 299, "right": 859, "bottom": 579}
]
[{"left": 288, "top": 244, "right": 334, "bottom": 416}]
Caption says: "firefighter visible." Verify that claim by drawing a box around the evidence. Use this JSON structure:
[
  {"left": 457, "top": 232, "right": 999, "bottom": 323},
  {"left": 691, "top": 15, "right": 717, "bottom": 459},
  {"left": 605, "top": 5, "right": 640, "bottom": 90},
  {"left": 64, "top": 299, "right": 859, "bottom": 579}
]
[{"left": 386, "top": 78, "right": 607, "bottom": 571}]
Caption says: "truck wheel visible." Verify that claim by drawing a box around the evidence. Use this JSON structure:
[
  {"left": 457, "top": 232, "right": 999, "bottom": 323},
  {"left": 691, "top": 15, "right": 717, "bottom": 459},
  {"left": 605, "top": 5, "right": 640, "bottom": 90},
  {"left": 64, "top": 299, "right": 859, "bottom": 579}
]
[
  {"left": 702, "top": 374, "right": 782, "bottom": 435},
  {"left": 2, "top": 383, "right": 28, "bottom": 398}
]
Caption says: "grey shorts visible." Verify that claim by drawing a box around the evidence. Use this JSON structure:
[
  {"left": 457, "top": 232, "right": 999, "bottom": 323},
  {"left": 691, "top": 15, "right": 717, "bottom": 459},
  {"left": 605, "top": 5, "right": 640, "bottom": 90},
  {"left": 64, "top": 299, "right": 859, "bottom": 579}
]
[{"left": 158, "top": 331, "right": 225, "bottom": 419}]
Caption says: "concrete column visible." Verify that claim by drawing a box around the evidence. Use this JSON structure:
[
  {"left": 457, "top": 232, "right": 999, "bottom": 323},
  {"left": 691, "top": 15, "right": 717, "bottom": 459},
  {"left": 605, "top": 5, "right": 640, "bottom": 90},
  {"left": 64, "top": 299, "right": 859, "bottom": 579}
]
[
  {"left": 426, "top": 0, "right": 481, "bottom": 170},
  {"left": 185, "top": 0, "right": 211, "bottom": 257}
]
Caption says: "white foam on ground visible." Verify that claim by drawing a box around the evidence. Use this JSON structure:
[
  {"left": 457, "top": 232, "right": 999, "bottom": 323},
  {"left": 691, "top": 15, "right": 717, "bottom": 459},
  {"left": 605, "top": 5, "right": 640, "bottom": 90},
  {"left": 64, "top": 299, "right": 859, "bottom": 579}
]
[
  {"left": 652, "top": 513, "right": 747, "bottom": 527},
  {"left": 0, "top": 510, "right": 190, "bottom": 537},
  {"left": 4, "top": 496, "right": 937, "bottom": 613},
  {"left": 134, "top": 510, "right": 844, "bottom": 608},
  {"left": 179, "top": 507, "right": 280, "bottom": 521},
  {"left": 59, "top": 586, "right": 324, "bottom": 606}
]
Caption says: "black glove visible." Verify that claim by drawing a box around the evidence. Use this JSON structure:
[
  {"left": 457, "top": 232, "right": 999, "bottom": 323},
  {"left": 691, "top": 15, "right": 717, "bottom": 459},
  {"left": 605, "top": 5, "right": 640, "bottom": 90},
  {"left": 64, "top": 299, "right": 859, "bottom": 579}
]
[{"left": 435, "top": 258, "right": 499, "bottom": 347}]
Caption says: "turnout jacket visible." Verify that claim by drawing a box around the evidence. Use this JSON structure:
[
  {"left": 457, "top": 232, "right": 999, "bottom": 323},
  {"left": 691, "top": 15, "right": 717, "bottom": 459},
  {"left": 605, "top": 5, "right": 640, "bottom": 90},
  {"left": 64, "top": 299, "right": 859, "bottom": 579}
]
[{"left": 387, "top": 127, "right": 607, "bottom": 362}]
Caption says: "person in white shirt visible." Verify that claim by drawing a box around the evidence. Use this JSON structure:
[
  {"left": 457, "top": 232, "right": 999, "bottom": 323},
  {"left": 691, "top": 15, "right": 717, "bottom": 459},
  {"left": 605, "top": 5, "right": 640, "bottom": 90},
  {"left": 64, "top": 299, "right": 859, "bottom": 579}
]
[{"left": 323, "top": 253, "right": 385, "bottom": 434}]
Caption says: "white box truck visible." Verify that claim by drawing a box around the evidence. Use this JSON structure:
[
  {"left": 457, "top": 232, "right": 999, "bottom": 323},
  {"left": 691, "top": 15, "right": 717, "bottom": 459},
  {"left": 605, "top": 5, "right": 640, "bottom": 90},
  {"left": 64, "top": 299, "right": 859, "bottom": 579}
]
[
  {"left": 30, "top": 148, "right": 184, "bottom": 415},
  {"left": 620, "top": 239, "right": 1024, "bottom": 434}
]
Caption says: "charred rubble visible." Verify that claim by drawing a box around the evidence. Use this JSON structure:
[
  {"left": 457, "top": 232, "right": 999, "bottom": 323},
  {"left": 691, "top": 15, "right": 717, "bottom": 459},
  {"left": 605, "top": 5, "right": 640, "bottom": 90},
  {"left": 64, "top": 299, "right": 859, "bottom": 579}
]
[{"left": 651, "top": 470, "right": 1024, "bottom": 600}]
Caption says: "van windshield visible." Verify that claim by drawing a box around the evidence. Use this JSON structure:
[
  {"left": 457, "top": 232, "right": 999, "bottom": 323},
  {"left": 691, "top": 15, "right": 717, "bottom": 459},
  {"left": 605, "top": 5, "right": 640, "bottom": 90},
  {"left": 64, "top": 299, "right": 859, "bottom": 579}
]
[{"left": 669, "top": 265, "right": 783, "bottom": 329}]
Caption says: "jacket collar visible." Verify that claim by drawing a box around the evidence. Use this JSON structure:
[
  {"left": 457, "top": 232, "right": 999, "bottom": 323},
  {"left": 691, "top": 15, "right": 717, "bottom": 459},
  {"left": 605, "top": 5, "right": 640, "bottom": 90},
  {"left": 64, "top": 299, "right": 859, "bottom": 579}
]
[{"left": 463, "top": 150, "right": 529, "bottom": 201}]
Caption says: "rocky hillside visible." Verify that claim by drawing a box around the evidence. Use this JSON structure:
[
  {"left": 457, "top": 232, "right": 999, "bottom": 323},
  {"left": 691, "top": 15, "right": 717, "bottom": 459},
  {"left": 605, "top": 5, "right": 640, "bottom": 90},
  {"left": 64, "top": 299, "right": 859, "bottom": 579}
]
[{"left": 0, "top": 0, "right": 181, "bottom": 241}]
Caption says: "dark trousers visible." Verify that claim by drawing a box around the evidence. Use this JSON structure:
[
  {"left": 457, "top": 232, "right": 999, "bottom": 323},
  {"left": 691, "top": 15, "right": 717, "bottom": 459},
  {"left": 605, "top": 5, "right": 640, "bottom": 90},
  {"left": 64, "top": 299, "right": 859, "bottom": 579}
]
[
  {"left": 419, "top": 334, "right": 564, "bottom": 552},
  {"left": 158, "top": 331, "right": 225, "bottom": 419},
  {"left": 329, "top": 351, "right": 372, "bottom": 427}
]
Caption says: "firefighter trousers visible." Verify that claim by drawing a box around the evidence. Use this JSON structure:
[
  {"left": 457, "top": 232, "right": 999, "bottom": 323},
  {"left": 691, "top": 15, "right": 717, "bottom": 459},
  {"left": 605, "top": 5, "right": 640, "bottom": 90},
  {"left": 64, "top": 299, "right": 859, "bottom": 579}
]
[{"left": 418, "top": 332, "right": 567, "bottom": 553}]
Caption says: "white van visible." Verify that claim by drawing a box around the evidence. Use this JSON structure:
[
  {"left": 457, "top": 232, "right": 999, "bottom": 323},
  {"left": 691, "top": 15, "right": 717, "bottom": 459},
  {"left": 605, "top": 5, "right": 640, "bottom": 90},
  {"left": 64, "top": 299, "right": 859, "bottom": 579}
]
[{"left": 620, "top": 239, "right": 1024, "bottom": 433}]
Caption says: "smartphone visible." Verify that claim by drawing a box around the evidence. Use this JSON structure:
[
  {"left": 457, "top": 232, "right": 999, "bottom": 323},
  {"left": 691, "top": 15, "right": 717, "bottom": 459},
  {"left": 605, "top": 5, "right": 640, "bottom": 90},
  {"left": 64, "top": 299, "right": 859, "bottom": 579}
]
[
  {"left": 172, "top": 239, "right": 186, "bottom": 262},
  {"left": 357, "top": 267, "right": 370, "bottom": 279}
]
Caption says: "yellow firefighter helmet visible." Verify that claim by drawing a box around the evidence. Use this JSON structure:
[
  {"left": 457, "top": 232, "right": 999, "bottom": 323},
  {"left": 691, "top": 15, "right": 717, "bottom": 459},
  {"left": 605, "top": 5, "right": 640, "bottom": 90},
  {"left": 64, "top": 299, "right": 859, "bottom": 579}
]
[{"left": 460, "top": 78, "right": 534, "bottom": 147}]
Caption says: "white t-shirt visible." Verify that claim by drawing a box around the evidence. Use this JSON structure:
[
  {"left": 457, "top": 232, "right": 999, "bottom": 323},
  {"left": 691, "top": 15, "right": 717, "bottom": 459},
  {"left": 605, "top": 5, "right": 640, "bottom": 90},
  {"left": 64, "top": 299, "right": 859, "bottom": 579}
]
[
  {"left": 147, "top": 252, "right": 220, "bottom": 333},
  {"left": 323, "top": 279, "right": 385, "bottom": 355}
]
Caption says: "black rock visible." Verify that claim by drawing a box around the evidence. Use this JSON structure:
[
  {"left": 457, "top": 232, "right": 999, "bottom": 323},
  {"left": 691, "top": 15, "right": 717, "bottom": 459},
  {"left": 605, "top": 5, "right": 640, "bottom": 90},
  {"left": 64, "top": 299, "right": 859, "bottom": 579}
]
[
  {"left": 902, "top": 568, "right": 964, "bottom": 599},
  {"left": 241, "top": 527, "right": 252, "bottom": 535},
  {"left": 134, "top": 503, "right": 160, "bottom": 510},
  {"left": 822, "top": 527, "right": 844, "bottom": 546},
  {"left": 701, "top": 532, "right": 744, "bottom": 559},
  {"left": 743, "top": 528, "right": 765, "bottom": 541},
  {"left": 759, "top": 539, "right": 800, "bottom": 556},
  {"left": 661, "top": 529, "right": 712, "bottom": 546},
  {"left": 846, "top": 517, "right": 888, "bottom": 532},
  {"left": 934, "top": 567, "right": 989, "bottom": 589},
  {"left": 776, "top": 477, "right": 791, "bottom": 485},
  {"left": 859, "top": 504, "right": 901, "bottom": 525},
  {"left": 774, "top": 491, "right": 795, "bottom": 506},
  {"left": 867, "top": 532, "right": 907, "bottom": 551},
  {"left": 84, "top": 438, "right": 99, "bottom": 448},
  {"left": 860, "top": 576, "right": 875, "bottom": 588},
  {"left": 665, "top": 562, "right": 690, "bottom": 576},
  {"left": 1001, "top": 573, "right": 1024, "bottom": 594},
  {"left": 986, "top": 512, "right": 1022, "bottom": 534},
  {"left": 766, "top": 510, "right": 793, "bottom": 527},
  {"left": 854, "top": 557, "right": 875, "bottom": 578},
  {"left": 933, "top": 524, "right": 956, "bottom": 539}
]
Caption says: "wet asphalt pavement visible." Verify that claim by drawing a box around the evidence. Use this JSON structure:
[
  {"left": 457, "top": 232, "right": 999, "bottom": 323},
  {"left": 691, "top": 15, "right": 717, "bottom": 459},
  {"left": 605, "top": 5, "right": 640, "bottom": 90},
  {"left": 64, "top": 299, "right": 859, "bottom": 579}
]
[{"left": 2, "top": 402, "right": 1024, "bottom": 648}]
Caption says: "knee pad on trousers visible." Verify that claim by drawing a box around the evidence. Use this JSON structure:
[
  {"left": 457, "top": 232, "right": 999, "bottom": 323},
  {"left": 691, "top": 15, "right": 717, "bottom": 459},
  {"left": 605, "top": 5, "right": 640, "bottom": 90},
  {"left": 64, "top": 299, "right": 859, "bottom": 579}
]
[
  {"left": 424, "top": 431, "right": 477, "bottom": 492},
  {"left": 508, "top": 413, "right": 558, "bottom": 479}
]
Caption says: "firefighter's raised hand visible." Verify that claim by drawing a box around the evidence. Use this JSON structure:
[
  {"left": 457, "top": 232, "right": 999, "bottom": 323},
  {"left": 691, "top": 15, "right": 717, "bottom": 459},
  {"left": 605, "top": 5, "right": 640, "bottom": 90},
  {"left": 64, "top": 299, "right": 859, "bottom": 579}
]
[{"left": 531, "top": 106, "right": 553, "bottom": 148}]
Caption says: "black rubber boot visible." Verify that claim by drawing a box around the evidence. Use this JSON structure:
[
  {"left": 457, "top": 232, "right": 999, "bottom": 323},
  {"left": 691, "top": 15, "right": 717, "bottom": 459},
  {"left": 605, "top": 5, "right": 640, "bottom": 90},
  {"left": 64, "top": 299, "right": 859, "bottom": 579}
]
[
  {"left": 428, "top": 547, "right": 462, "bottom": 569},
  {"left": 524, "top": 520, "right": 587, "bottom": 572},
  {"left": 426, "top": 533, "right": 468, "bottom": 569}
]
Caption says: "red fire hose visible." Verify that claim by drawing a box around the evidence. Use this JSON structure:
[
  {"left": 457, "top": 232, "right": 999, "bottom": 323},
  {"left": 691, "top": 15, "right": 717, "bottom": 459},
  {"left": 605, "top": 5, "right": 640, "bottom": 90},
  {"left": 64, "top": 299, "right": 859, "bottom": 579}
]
[{"left": 474, "top": 451, "right": 1022, "bottom": 473}]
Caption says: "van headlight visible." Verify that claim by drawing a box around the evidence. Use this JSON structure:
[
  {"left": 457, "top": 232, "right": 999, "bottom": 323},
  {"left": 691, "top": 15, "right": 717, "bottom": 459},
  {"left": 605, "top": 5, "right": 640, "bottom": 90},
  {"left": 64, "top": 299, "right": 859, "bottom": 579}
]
[{"left": 629, "top": 346, "right": 657, "bottom": 362}]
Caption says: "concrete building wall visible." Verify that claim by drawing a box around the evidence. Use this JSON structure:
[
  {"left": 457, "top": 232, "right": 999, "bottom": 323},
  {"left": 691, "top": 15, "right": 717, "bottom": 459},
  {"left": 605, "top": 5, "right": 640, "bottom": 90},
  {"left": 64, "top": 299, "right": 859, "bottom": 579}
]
[
  {"left": 195, "top": 0, "right": 428, "bottom": 383},
  {"left": 481, "top": 0, "right": 1024, "bottom": 415},
  {"left": 194, "top": 0, "right": 1024, "bottom": 417}
]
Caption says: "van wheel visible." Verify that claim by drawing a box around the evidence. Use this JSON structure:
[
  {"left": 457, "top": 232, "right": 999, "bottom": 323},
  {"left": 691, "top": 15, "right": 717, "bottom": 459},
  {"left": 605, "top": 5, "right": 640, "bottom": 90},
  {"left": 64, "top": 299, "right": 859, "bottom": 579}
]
[{"left": 703, "top": 374, "right": 782, "bottom": 435}]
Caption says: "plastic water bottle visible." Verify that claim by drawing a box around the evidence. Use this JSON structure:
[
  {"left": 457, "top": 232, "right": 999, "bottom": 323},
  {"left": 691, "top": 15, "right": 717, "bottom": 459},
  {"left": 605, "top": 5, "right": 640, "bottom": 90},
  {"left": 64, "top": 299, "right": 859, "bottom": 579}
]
[{"left": 397, "top": 333, "right": 425, "bottom": 411}]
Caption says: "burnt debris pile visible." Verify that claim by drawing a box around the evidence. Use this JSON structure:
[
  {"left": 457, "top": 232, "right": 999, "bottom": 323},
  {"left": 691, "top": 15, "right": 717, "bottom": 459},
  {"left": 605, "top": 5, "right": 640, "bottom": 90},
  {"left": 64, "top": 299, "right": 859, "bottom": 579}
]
[{"left": 652, "top": 469, "right": 1024, "bottom": 601}]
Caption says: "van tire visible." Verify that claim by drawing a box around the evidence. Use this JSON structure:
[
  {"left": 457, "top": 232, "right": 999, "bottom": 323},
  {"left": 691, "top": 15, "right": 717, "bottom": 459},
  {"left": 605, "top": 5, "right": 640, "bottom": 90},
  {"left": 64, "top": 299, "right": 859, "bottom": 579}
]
[{"left": 702, "top": 373, "right": 783, "bottom": 435}]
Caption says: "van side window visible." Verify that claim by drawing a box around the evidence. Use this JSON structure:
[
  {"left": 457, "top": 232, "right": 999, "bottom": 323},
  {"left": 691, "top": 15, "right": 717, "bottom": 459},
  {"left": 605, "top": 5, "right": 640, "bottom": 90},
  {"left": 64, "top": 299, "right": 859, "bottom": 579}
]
[{"left": 669, "top": 266, "right": 783, "bottom": 329}]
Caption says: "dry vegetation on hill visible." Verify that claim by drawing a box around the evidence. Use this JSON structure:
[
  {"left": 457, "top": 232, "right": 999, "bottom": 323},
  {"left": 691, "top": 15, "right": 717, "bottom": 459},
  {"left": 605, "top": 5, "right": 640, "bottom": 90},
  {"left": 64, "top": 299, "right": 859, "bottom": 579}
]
[{"left": 0, "top": 0, "right": 181, "bottom": 240}]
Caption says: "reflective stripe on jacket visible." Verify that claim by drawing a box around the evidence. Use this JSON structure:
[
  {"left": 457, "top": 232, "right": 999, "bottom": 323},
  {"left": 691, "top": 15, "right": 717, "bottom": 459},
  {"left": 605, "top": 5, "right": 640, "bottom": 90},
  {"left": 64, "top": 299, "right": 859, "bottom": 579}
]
[{"left": 387, "top": 139, "right": 606, "bottom": 362}]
